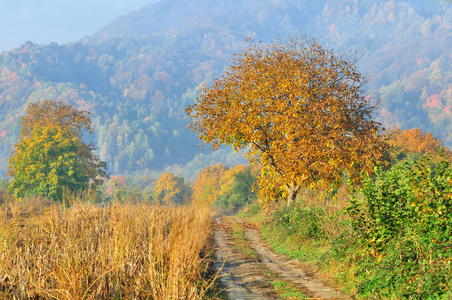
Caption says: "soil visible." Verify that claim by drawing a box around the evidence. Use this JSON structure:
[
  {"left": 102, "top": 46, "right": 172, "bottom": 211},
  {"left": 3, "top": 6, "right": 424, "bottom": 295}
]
[{"left": 213, "top": 217, "right": 352, "bottom": 300}]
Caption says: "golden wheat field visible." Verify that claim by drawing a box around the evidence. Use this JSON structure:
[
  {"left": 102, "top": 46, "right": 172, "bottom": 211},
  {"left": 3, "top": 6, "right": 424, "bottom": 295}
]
[{"left": 0, "top": 197, "right": 215, "bottom": 299}]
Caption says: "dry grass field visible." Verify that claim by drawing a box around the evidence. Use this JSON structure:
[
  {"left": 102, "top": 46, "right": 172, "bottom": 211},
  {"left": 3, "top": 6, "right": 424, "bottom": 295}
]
[{"left": 0, "top": 197, "right": 215, "bottom": 299}]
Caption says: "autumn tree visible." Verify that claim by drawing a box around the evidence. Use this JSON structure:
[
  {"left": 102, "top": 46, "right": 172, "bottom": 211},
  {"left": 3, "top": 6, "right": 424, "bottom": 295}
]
[
  {"left": 7, "top": 100, "right": 108, "bottom": 200},
  {"left": 385, "top": 127, "right": 451, "bottom": 162},
  {"left": 217, "top": 165, "right": 246, "bottom": 199},
  {"left": 153, "top": 172, "right": 191, "bottom": 205},
  {"left": 187, "top": 36, "right": 389, "bottom": 206},
  {"left": 216, "top": 165, "right": 258, "bottom": 211},
  {"left": 192, "top": 163, "right": 228, "bottom": 205}
]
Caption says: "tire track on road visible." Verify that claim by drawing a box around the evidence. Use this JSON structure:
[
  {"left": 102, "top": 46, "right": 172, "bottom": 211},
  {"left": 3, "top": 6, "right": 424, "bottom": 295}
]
[{"left": 214, "top": 225, "right": 274, "bottom": 299}]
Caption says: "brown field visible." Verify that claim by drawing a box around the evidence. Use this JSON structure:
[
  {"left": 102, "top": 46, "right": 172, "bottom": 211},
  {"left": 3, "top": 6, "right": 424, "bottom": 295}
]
[{"left": 0, "top": 197, "right": 215, "bottom": 299}]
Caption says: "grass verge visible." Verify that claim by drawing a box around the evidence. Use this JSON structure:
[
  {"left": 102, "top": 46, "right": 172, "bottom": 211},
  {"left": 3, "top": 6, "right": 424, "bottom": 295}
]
[
  {"left": 271, "top": 280, "right": 308, "bottom": 300},
  {"left": 227, "top": 218, "right": 257, "bottom": 258}
]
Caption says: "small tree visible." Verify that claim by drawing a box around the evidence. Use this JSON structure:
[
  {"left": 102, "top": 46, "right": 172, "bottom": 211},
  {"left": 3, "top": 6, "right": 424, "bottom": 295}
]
[
  {"left": 7, "top": 100, "right": 108, "bottom": 200},
  {"left": 216, "top": 165, "right": 258, "bottom": 211},
  {"left": 192, "top": 163, "right": 228, "bottom": 205},
  {"left": 153, "top": 172, "right": 190, "bottom": 205},
  {"left": 187, "top": 36, "right": 389, "bottom": 206}
]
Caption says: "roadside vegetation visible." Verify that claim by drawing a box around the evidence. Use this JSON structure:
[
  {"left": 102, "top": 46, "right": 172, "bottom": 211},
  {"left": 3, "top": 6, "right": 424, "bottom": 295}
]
[
  {"left": 236, "top": 131, "right": 452, "bottom": 299},
  {"left": 0, "top": 100, "right": 221, "bottom": 299}
]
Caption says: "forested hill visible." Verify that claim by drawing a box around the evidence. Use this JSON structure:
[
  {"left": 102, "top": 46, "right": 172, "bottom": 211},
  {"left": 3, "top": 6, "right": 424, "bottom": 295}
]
[{"left": 0, "top": 0, "right": 451, "bottom": 177}]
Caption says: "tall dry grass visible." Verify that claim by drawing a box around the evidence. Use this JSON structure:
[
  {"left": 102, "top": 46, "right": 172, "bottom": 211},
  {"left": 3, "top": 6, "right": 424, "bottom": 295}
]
[{"left": 0, "top": 197, "right": 215, "bottom": 299}]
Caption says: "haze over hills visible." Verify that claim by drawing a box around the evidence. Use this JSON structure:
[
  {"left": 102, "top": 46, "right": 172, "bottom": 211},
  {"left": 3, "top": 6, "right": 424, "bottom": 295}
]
[
  {"left": 0, "top": 0, "right": 450, "bottom": 178},
  {"left": 0, "top": 0, "right": 156, "bottom": 53}
]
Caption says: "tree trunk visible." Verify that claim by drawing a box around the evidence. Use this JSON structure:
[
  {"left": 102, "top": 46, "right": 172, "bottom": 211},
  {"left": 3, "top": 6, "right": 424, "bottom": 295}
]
[{"left": 286, "top": 183, "right": 301, "bottom": 207}]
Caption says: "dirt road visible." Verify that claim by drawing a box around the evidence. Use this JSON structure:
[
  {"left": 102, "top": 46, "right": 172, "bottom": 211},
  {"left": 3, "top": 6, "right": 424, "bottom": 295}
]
[{"left": 214, "top": 217, "right": 352, "bottom": 300}]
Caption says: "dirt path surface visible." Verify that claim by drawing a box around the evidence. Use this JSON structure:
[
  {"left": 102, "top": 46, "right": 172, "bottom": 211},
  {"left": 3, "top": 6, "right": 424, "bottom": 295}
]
[
  {"left": 214, "top": 219, "right": 276, "bottom": 299},
  {"left": 214, "top": 217, "right": 352, "bottom": 300}
]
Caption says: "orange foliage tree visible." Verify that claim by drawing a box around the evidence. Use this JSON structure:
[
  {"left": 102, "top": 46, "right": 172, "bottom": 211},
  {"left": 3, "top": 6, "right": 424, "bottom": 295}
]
[
  {"left": 192, "top": 163, "right": 228, "bottom": 205},
  {"left": 187, "top": 36, "right": 389, "bottom": 206},
  {"left": 386, "top": 127, "right": 450, "bottom": 161}
]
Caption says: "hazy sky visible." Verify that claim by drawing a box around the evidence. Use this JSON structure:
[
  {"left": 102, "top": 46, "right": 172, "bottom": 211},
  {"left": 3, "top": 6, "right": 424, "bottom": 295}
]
[{"left": 0, "top": 0, "right": 156, "bottom": 52}]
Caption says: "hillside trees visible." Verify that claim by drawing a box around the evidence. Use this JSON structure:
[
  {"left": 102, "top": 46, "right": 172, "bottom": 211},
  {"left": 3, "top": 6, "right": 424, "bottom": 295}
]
[
  {"left": 7, "top": 100, "right": 108, "bottom": 200},
  {"left": 187, "top": 36, "right": 389, "bottom": 206},
  {"left": 0, "top": 0, "right": 450, "bottom": 177}
]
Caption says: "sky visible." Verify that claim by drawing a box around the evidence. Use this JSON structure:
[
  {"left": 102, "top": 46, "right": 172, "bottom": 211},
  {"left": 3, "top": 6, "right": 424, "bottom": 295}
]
[{"left": 0, "top": 0, "right": 156, "bottom": 53}]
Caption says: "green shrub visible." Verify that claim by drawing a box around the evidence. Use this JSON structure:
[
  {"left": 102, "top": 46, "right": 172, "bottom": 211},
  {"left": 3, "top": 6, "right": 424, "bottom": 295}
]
[
  {"left": 238, "top": 202, "right": 262, "bottom": 219},
  {"left": 269, "top": 204, "right": 327, "bottom": 240},
  {"left": 347, "top": 154, "right": 452, "bottom": 298}
]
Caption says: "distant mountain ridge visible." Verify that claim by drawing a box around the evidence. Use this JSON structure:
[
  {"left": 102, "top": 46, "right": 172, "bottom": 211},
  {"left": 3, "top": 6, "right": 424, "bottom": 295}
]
[
  {"left": 0, "top": 0, "right": 450, "bottom": 178},
  {"left": 91, "top": 0, "right": 323, "bottom": 41}
]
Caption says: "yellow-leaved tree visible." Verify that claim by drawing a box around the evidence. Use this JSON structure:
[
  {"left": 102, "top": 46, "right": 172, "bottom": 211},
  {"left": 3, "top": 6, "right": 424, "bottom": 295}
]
[
  {"left": 187, "top": 35, "right": 389, "bottom": 206},
  {"left": 192, "top": 163, "right": 228, "bottom": 205},
  {"left": 7, "top": 100, "right": 108, "bottom": 200},
  {"left": 153, "top": 172, "right": 190, "bottom": 205}
]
